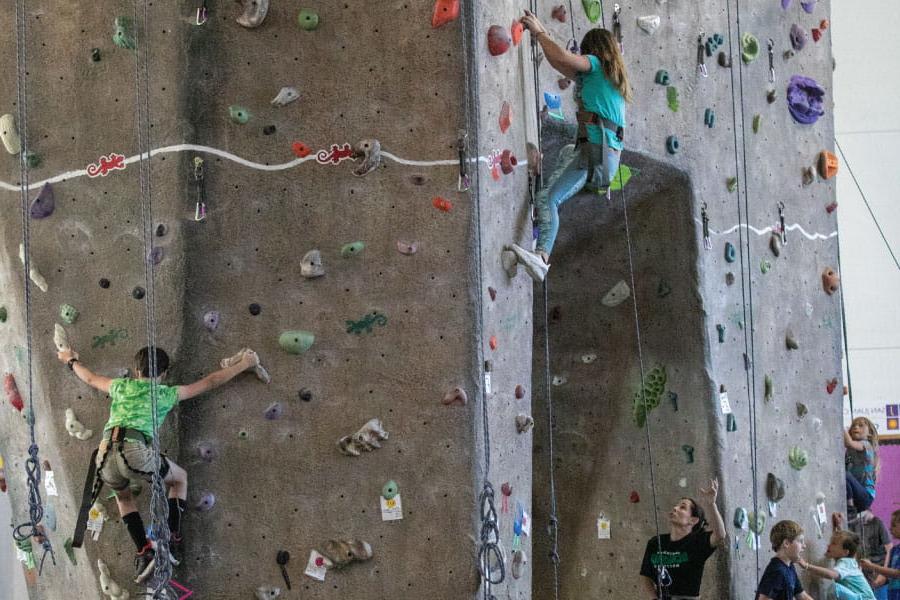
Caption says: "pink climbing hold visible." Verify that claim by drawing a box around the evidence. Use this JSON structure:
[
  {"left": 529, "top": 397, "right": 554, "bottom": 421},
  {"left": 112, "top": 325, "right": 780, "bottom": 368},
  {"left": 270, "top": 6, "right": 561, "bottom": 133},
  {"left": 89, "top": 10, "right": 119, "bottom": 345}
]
[
  {"left": 629, "top": 490, "right": 640, "bottom": 503},
  {"left": 552, "top": 5, "right": 567, "bottom": 22},
  {"left": 511, "top": 20, "right": 524, "bottom": 46},
  {"left": 489, "top": 336, "right": 498, "bottom": 350},
  {"left": 826, "top": 378, "right": 838, "bottom": 394},
  {"left": 197, "top": 443, "right": 216, "bottom": 462},
  {"left": 488, "top": 25, "right": 511, "bottom": 56},
  {"left": 195, "top": 492, "right": 216, "bottom": 512},
  {"left": 396, "top": 240, "right": 418, "bottom": 255},
  {"left": 5, "top": 374, "right": 23, "bottom": 412},
  {"left": 499, "top": 101, "right": 512, "bottom": 133},
  {"left": 431, "top": 0, "right": 459, "bottom": 29}
]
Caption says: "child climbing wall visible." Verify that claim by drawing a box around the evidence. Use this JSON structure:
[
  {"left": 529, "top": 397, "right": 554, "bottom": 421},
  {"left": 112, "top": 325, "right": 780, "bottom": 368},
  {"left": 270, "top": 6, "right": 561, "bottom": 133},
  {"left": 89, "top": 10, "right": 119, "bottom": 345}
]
[{"left": 845, "top": 417, "right": 880, "bottom": 517}]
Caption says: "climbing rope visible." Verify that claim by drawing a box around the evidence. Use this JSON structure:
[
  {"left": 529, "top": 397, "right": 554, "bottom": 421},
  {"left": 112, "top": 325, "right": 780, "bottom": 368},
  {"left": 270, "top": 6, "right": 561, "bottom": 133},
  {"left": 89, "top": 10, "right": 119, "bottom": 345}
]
[
  {"left": 724, "top": 0, "right": 763, "bottom": 577},
  {"left": 128, "top": 1, "right": 173, "bottom": 595},
  {"left": 11, "top": 0, "right": 56, "bottom": 574}
]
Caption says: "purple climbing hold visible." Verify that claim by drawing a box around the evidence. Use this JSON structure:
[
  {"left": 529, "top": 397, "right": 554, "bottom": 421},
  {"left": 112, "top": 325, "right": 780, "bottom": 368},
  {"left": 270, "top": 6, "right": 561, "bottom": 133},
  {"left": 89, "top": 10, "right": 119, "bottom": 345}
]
[
  {"left": 203, "top": 311, "right": 220, "bottom": 331},
  {"left": 197, "top": 443, "right": 216, "bottom": 461},
  {"left": 29, "top": 183, "right": 55, "bottom": 219},
  {"left": 790, "top": 24, "right": 806, "bottom": 51},
  {"left": 800, "top": 0, "right": 816, "bottom": 13},
  {"left": 781, "top": 0, "right": 791, "bottom": 8},
  {"left": 786, "top": 75, "right": 825, "bottom": 124},
  {"left": 149, "top": 247, "right": 164, "bottom": 265},
  {"left": 264, "top": 402, "right": 283, "bottom": 420},
  {"left": 195, "top": 492, "right": 216, "bottom": 512}
]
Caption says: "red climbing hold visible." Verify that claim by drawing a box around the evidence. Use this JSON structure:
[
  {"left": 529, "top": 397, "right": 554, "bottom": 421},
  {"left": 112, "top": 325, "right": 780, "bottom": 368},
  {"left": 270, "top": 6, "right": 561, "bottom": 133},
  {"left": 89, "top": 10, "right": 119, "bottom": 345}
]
[
  {"left": 488, "top": 287, "right": 497, "bottom": 301},
  {"left": 489, "top": 336, "right": 498, "bottom": 350},
  {"left": 825, "top": 201, "right": 838, "bottom": 214},
  {"left": 432, "top": 197, "right": 453, "bottom": 212},
  {"left": 629, "top": 490, "right": 640, "bottom": 503},
  {"left": 5, "top": 374, "right": 23, "bottom": 412},
  {"left": 488, "top": 25, "right": 511, "bottom": 56},
  {"left": 499, "top": 101, "right": 512, "bottom": 133},
  {"left": 515, "top": 384, "right": 525, "bottom": 399},
  {"left": 431, "top": 0, "right": 459, "bottom": 29},
  {"left": 292, "top": 142, "right": 312, "bottom": 158},
  {"left": 826, "top": 378, "right": 838, "bottom": 394},
  {"left": 511, "top": 20, "right": 524, "bottom": 46},
  {"left": 500, "top": 150, "right": 517, "bottom": 175},
  {"left": 821, "top": 267, "right": 840, "bottom": 295},
  {"left": 552, "top": 5, "right": 567, "bottom": 22},
  {"left": 811, "top": 28, "right": 822, "bottom": 42}
]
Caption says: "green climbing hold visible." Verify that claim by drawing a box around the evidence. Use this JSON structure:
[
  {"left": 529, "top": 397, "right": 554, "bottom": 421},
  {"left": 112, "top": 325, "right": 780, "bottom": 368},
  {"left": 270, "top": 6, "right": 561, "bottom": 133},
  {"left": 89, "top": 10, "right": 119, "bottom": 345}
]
[
  {"left": 632, "top": 365, "right": 667, "bottom": 427},
  {"left": 608, "top": 164, "right": 635, "bottom": 191},
  {"left": 346, "top": 311, "right": 388, "bottom": 334},
  {"left": 726, "top": 413, "right": 736, "bottom": 432},
  {"left": 229, "top": 105, "right": 251, "bottom": 124},
  {"left": 25, "top": 151, "right": 41, "bottom": 169},
  {"left": 760, "top": 260, "right": 772, "bottom": 274},
  {"left": 382, "top": 480, "right": 399, "bottom": 500},
  {"left": 298, "top": 9, "right": 320, "bottom": 30},
  {"left": 667, "top": 87, "right": 679, "bottom": 112},
  {"left": 279, "top": 330, "right": 315, "bottom": 354},
  {"left": 727, "top": 177, "right": 738, "bottom": 192},
  {"left": 112, "top": 16, "right": 136, "bottom": 50},
  {"left": 741, "top": 33, "right": 759, "bottom": 64},
  {"left": 341, "top": 241, "right": 365, "bottom": 258},
  {"left": 748, "top": 511, "right": 766, "bottom": 535},
  {"left": 63, "top": 537, "right": 77, "bottom": 565},
  {"left": 764, "top": 374, "right": 773, "bottom": 402},
  {"left": 0, "top": 306, "right": 6, "bottom": 323},
  {"left": 752, "top": 114, "right": 762, "bottom": 133},
  {"left": 789, "top": 446, "right": 808, "bottom": 470},
  {"left": 60, "top": 304, "right": 79, "bottom": 325},
  {"left": 582, "top": 0, "right": 602, "bottom": 23}
]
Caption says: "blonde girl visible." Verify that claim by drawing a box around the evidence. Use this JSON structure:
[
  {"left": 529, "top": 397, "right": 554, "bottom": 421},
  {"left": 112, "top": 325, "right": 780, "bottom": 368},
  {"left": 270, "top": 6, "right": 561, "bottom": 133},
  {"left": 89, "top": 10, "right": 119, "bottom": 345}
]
[{"left": 845, "top": 416, "right": 880, "bottom": 514}]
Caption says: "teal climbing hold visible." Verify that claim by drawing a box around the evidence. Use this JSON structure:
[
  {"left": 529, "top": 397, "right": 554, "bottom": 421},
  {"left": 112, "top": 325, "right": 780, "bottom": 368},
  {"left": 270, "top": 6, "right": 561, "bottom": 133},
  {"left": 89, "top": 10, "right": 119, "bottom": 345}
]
[
  {"left": 764, "top": 374, "right": 773, "bottom": 402},
  {"left": 666, "top": 136, "right": 680, "bottom": 154},
  {"left": 0, "top": 306, "right": 6, "bottom": 323},
  {"left": 60, "top": 304, "right": 79, "bottom": 325},
  {"left": 382, "top": 480, "right": 399, "bottom": 500},
  {"left": 667, "top": 87, "right": 679, "bottom": 112},
  {"left": 733, "top": 507, "right": 748, "bottom": 529},
  {"left": 716, "top": 324, "right": 725, "bottom": 343},
  {"left": 655, "top": 70, "right": 670, "bottom": 86},
  {"left": 704, "top": 108, "right": 715, "bottom": 128},
  {"left": 725, "top": 242, "right": 736, "bottom": 263},
  {"left": 112, "top": 16, "right": 136, "bottom": 50},
  {"left": 681, "top": 444, "right": 695, "bottom": 464},
  {"left": 726, "top": 413, "right": 736, "bottom": 432},
  {"left": 341, "top": 241, "right": 365, "bottom": 258},
  {"left": 789, "top": 446, "right": 808, "bottom": 470},
  {"left": 346, "top": 311, "right": 387, "bottom": 334},
  {"left": 279, "top": 330, "right": 315, "bottom": 354},
  {"left": 582, "top": 0, "right": 601, "bottom": 23},
  {"left": 229, "top": 105, "right": 251, "bottom": 124},
  {"left": 298, "top": 9, "right": 320, "bottom": 30}
]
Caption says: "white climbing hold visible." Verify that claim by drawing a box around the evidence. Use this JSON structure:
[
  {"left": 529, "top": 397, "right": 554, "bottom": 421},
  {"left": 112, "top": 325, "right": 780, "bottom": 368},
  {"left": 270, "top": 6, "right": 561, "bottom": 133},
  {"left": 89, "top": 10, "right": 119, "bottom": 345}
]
[
  {"left": 54, "top": 324, "right": 70, "bottom": 352},
  {"left": 300, "top": 249, "right": 325, "bottom": 278},
  {"left": 581, "top": 353, "right": 597, "bottom": 364},
  {"left": 66, "top": 408, "right": 94, "bottom": 440},
  {"left": 551, "top": 375, "right": 567, "bottom": 386},
  {"left": 18, "top": 243, "right": 48, "bottom": 292},
  {"left": 97, "top": 558, "right": 129, "bottom": 599},
  {"left": 601, "top": 280, "right": 630, "bottom": 307},
  {"left": 220, "top": 348, "right": 271, "bottom": 384},
  {"left": 636, "top": 15, "right": 660, "bottom": 35},
  {"left": 0, "top": 114, "right": 21, "bottom": 155},
  {"left": 678, "top": 477, "right": 688, "bottom": 488},
  {"left": 515, "top": 414, "right": 535, "bottom": 434},
  {"left": 338, "top": 418, "right": 389, "bottom": 456},
  {"left": 236, "top": 0, "right": 269, "bottom": 28},
  {"left": 271, "top": 86, "right": 300, "bottom": 107},
  {"left": 255, "top": 587, "right": 282, "bottom": 600}
]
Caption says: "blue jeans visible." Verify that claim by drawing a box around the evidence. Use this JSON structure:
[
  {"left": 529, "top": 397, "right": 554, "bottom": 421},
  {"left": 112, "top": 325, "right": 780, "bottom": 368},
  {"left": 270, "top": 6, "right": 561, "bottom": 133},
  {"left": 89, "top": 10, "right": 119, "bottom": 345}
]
[
  {"left": 846, "top": 472, "right": 875, "bottom": 511},
  {"left": 535, "top": 143, "right": 621, "bottom": 255}
]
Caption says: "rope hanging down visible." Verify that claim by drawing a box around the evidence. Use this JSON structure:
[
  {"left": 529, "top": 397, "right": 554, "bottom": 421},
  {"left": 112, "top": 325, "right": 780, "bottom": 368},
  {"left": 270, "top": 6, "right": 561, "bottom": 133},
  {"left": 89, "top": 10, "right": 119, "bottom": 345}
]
[{"left": 11, "top": 0, "right": 56, "bottom": 574}]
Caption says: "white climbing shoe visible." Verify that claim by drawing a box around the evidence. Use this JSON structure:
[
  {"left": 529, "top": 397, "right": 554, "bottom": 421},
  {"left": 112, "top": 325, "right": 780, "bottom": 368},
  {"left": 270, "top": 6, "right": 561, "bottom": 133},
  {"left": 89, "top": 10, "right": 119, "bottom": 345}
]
[{"left": 507, "top": 244, "right": 549, "bottom": 283}]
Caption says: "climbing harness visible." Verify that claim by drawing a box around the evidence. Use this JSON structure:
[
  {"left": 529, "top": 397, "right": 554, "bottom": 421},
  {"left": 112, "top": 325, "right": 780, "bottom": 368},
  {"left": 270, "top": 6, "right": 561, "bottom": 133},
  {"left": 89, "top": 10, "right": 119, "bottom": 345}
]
[
  {"left": 697, "top": 33, "right": 709, "bottom": 78},
  {"left": 11, "top": 0, "right": 56, "bottom": 574},
  {"left": 767, "top": 38, "right": 775, "bottom": 83},
  {"left": 192, "top": 156, "right": 207, "bottom": 221}
]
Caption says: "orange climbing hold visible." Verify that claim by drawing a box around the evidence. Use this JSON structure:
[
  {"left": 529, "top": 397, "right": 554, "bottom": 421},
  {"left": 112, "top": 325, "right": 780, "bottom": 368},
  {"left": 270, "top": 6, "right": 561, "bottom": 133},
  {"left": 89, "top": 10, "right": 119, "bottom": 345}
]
[
  {"left": 431, "top": 0, "right": 459, "bottom": 29},
  {"left": 5, "top": 374, "right": 23, "bottom": 412},
  {"left": 292, "top": 142, "right": 312, "bottom": 158},
  {"left": 432, "top": 196, "right": 453, "bottom": 212},
  {"left": 511, "top": 20, "right": 524, "bottom": 46},
  {"left": 488, "top": 25, "right": 511, "bottom": 56},
  {"left": 499, "top": 101, "right": 511, "bottom": 133},
  {"left": 819, "top": 19, "right": 829, "bottom": 30},
  {"left": 489, "top": 336, "right": 498, "bottom": 350},
  {"left": 817, "top": 150, "right": 838, "bottom": 179}
]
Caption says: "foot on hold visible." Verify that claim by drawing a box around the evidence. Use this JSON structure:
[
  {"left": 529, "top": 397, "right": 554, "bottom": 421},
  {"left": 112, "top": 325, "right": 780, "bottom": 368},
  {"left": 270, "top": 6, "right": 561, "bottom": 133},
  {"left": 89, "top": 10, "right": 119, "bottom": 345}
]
[
  {"left": 506, "top": 244, "right": 549, "bottom": 282},
  {"left": 133, "top": 543, "right": 156, "bottom": 584},
  {"left": 169, "top": 534, "right": 183, "bottom": 566},
  {"left": 220, "top": 348, "right": 271, "bottom": 383}
]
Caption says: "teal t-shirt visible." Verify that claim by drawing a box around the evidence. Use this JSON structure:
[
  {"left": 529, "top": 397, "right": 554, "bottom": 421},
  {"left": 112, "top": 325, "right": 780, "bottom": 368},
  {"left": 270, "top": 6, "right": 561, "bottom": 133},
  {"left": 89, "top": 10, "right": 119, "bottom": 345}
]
[
  {"left": 577, "top": 54, "right": 626, "bottom": 150},
  {"left": 834, "top": 557, "right": 876, "bottom": 600},
  {"left": 104, "top": 378, "right": 179, "bottom": 440}
]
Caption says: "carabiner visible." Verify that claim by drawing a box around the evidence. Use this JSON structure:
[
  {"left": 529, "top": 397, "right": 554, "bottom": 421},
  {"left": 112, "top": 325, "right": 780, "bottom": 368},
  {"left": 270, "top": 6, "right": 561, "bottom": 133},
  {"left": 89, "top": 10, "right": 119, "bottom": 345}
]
[
  {"left": 767, "top": 38, "right": 776, "bottom": 83},
  {"left": 697, "top": 33, "right": 708, "bottom": 78}
]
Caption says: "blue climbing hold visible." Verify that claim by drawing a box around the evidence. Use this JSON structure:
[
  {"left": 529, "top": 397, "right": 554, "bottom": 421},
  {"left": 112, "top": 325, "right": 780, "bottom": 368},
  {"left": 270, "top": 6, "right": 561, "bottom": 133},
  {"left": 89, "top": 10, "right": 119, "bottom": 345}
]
[
  {"left": 666, "top": 135, "right": 680, "bottom": 154},
  {"left": 725, "top": 242, "right": 736, "bottom": 263}
]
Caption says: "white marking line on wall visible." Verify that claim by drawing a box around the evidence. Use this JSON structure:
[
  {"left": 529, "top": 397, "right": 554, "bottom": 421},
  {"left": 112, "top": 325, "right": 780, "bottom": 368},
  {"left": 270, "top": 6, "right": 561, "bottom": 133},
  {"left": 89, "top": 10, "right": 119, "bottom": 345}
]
[{"left": 695, "top": 217, "right": 838, "bottom": 241}]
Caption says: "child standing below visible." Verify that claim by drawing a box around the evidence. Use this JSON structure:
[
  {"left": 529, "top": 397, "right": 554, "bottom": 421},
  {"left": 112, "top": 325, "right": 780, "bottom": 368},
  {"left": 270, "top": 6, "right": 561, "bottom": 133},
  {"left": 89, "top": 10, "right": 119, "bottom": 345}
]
[
  {"left": 848, "top": 511, "right": 892, "bottom": 600},
  {"left": 845, "top": 417, "right": 879, "bottom": 518},
  {"left": 755, "top": 520, "right": 814, "bottom": 600},
  {"left": 58, "top": 345, "right": 265, "bottom": 583},
  {"left": 506, "top": 9, "right": 632, "bottom": 283},
  {"left": 798, "top": 526, "right": 876, "bottom": 599},
  {"left": 860, "top": 510, "right": 900, "bottom": 600}
]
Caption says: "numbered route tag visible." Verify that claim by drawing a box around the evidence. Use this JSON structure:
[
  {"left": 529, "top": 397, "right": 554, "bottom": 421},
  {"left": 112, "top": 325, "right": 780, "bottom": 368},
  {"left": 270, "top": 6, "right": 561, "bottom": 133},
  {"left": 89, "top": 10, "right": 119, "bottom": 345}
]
[
  {"left": 380, "top": 494, "right": 403, "bottom": 521},
  {"left": 484, "top": 372, "right": 492, "bottom": 395},
  {"left": 719, "top": 386, "right": 732, "bottom": 414},
  {"left": 87, "top": 506, "right": 105, "bottom": 540},
  {"left": 44, "top": 470, "right": 58, "bottom": 497},
  {"left": 597, "top": 514, "right": 611, "bottom": 539},
  {"left": 304, "top": 550, "right": 328, "bottom": 582}
]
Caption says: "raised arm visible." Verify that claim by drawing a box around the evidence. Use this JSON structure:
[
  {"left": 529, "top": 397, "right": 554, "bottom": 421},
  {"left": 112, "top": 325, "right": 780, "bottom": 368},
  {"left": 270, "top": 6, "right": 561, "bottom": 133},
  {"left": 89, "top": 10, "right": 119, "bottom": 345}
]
[
  {"left": 57, "top": 349, "right": 112, "bottom": 394},
  {"left": 698, "top": 478, "right": 727, "bottom": 546},
  {"left": 177, "top": 350, "right": 257, "bottom": 401},
  {"left": 521, "top": 10, "right": 591, "bottom": 80},
  {"left": 843, "top": 428, "right": 865, "bottom": 451}
]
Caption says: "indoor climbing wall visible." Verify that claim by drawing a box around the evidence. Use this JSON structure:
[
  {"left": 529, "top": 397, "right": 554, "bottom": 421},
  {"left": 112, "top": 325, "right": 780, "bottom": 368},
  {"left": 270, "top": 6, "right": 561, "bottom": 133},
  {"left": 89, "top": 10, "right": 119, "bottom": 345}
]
[{"left": 529, "top": 0, "right": 843, "bottom": 598}]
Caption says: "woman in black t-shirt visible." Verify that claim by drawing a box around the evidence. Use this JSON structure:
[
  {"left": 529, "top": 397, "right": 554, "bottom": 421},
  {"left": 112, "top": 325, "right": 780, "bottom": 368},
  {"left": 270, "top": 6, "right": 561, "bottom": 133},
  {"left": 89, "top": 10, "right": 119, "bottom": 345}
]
[{"left": 639, "top": 479, "right": 727, "bottom": 599}]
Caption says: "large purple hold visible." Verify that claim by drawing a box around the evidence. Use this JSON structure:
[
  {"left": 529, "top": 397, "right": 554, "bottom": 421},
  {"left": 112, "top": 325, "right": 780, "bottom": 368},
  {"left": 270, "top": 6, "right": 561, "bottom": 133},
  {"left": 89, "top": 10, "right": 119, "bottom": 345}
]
[
  {"left": 800, "top": 0, "right": 816, "bottom": 13},
  {"left": 790, "top": 24, "right": 807, "bottom": 51},
  {"left": 29, "top": 183, "right": 55, "bottom": 219},
  {"left": 195, "top": 492, "right": 216, "bottom": 512},
  {"left": 781, "top": 0, "right": 791, "bottom": 8},
  {"left": 786, "top": 75, "right": 825, "bottom": 124}
]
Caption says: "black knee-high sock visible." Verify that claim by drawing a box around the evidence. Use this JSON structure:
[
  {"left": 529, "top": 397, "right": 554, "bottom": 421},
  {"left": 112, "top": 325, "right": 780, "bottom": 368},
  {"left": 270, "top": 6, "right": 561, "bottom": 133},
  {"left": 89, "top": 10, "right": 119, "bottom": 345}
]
[
  {"left": 122, "top": 511, "right": 149, "bottom": 551},
  {"left": 167, "top": 498, "right": 185, "bottom": 539}
]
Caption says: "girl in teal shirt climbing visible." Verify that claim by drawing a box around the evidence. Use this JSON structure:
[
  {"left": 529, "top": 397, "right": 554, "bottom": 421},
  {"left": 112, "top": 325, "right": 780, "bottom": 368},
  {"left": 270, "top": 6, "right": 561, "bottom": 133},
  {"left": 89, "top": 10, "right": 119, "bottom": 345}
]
[{"left": 508, "top": 10, "right": 632, "bottom": 282}]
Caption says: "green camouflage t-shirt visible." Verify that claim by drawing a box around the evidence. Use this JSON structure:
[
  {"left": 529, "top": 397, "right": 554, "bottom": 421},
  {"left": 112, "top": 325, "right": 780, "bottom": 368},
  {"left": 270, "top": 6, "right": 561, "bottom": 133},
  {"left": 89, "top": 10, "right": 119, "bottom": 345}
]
[{"left": 104, "top": 378, "right": 179, "bottom": 440}]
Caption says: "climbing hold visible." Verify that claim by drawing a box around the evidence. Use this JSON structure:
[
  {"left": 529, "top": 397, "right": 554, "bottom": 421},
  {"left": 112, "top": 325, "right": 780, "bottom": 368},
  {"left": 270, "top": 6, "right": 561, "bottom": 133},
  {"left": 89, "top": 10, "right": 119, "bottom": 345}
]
[
  {"left": 667, "top": 391, "right": 679, "bottom": 412},
  {"left": 112, "top": 16, "right": 136, "bottom": 50},
  {"left": 24, "top": 151, "right": 40, "bottom": 169},
  {"left": 770, "top": 234, "right": 782, "bottom": 257},
  {"left": 511, "top": 549, "right": 528, "bottom": 580},
  {"left": 431, "top": 0, "right": 459, "bottom": 28},
  {"left": 239, "top": 429, "right": 250, "bottom": 439},
  {"left": 582, "top": 0, "right": 601, "bottom": 23},
  {"left": 748, "top": 512, "right": 766, "bottom": 535},
  {"left": 819, "top": 19, "right": 829, "bottom": 30},
  {"left": 796, "top": 402, "right": 808, "bottom": 418},
  {"left": 785, "top": 331, "right": 799, "bottom": 350},
  {"left": 764, "top": 374, "right": 773, "bottom": 402},
  {"left": 499, "top": 101, "right": 512, "bottom": 134},
  {"left": 65, "top": 408, "right": 93, "bottom": 440},
  {"left": 654, "top": 70, "right": 670, "bottom": 86},
  {"left": 29, "top": 183, "right": 55, "bottom": 219},
  {"left": 788, "top": 446, "right": 808, "bottom": 470},
  {"left": 632, "top": 366, "right": 667, "bottom": 427},
  {"left": 552, "top": 375, "right": 567, "bottom": 386},
  {"left": 657, "top": 279, "right": 672, "bottom": 298},
  {"left": 741, "top": 33, "right": 759, "bottom": 64},
  {"left": 278, "top": 330, "right": 315, "bottom": 355},
  {"left": 704, "top": 108, "right": 715, "bottom": 128},
  {"left": 821, "top": 267, "right": 841, "bottom": 294},
  {"left": 382, "top": 480, "right": 399, "bottom": 500},
  {"left": 601, "top": 280, "right": 630, "bottom": 307},
  {"left": 433, "top": 197, "right": 453, "bottom": 212},
  {"left": 488, "top": 25, "right": 511, "bottom": 56},
  {"left": 681, "top": 444, "right": 695, "bottom": 464},
  {"left": 725, "top": 272, "right": 735, "bottom": 286},
  {"left": 544, "top": 92, "right": 564, "bottom": 120},
  {"left": 5, "top": 374, "right": 23, "bottom": 412},
  {"left": 298, "top": 388, "right": 313, "bottom": 402},
  {"left": 726, "top": 176, "right": 737, "bottom": 192},
  {"left": 766, "top": 473, "right": 785, "bottom": 503},
  {"left": 97, "top": 558, "right": 129, "bottom": 599},
  {"left": 341, "top": 241, "right": 365, "bottom": 258},
  {"left": 237, "top": 0, "right": 269, "bottom": 28},
  {"left": 552, "top": 5, "right": 567, "bottom": 22},
  {"left": 396, "top": 241, "right": 418, "bottom": 256},
  {"left": 666, "top": 135, "right": 680, "bottom": 154},
  {"left": 255, "top": 587, "right": 282, "bottom": 600},
  {"left": 817, "top": 150, "right": 838, "bottom": 179},
  {"left": 337, "top": 418, "right": 389, "bottom": 456},
  {"left": 511, "top": 20, "right": 524, "bottom": 46},
  {"left": 716, "top": 324, "right": 725, "bottom": 343},
  {"left": 733, "top": 507, "right": 748, "bottom": 529},
  {"left": 262, "top": 125, "right": 277, "bottom": 136},
  {"left": 352, "top": 139, "right": 381, "bottom": 176},
  {"left": 800, "top": 0, "right": 817, "bottom": 14},
  {"left": 54, "top": 324, "right": 70, "bottom": 353},
  {"left": 321, "top": 539, "right": 373, "bottom": 569},
  {"left": 487, "top": 287, "right": 497, "bottom": 301},
  {"left": 442, "top": 387, "right": 468, "bottom": 406},
  {"left": 229, "top": 105, "right": 251, "bottom": 124},
  {"left": 825, "top": 201, "right": 839, "bottom": 214},
  {"left": 726, "top": 413, "right": 736, "bottom": 432},
  {"left": 197, "top": 443, "right": 216, "bottom": 462},
  {"left": 489, "top": 335, "right": 498, "bottom": 351},
  {"left": 802, "top": 166, "right": 816, "bottom": 186},
  {"left": 264, "top": 402, "right": 283, "bottom": 420},
  {"left": 718, "top": 51, "right": 732, "bottom": 68},
  {"left": 581, "top": 353, "right": 597, "bottom": 364},
  {"left": 346, "top": 311, "right": 387, "bottom": 334},
  {"left": 89, "top": 47, "right": 103, "bottom": 62},
  {"left": 767, "top": 89, "right": 777, "bottom": 104},
  {"left": 195, "top": 492, "right": 216, "bottom": 512},
  {"left": 292, "top": 142, "right": 312, "bottom": 158},
  {"left": 500, "top": 150, "right": 517, "bottom": 174},
  {"left": 300, "top": 250, "right": 325, "bottom": 278},
  {"left": 515, "top": 414, "right": 534, "bottom": 434},
  {"left": 45, "top": 504, "right": 57, "bottom": 531},
  {"left": 515, "top": 385, "right": 525, "bottom": 399},
  {"left": 629, "top": 490, "right": 640, "bottom": 503},
  {"left": 557, "top": 77, "right": 573, "bottom": 90},
  {"left": 59, "top": 304, "right": 79, "bottom": 325},
  {"left": 724, "top": 242, "right": 736, "bottom": 263},
  {"left": 666, "top": 86, "right": 679, "bottom": 112},
  {"left": 501, "top": 249, "right": 517, "bottom": 278},
  {"left": 202, "top": 310, "right": 220, "bottom": 332},
  {"left": 271, "top": 86, "right": 299, "bottom": 107},
  {"left": 787, "top": 75, "right": 825, "bottom": 124},
  {"left": 132, "top": 286, "right": 145, "bottom": 300},
  {"left": 637, "top": 15, "right": 660, "bottom": 35},
  {"left": 752, "top": 114, "right": 762, "bottom": 133},
  {"left": 0, "top": 114, "right": 21, "bottom": 155},
  {"left": 790, "top": 24, "right": 807, "bottom": 51},
  {"left": 0, "top": 307, "right": 6, "bottom": 323},
  {"left": 249, "top": 303, "right": 262, "bottom": 316},
  {"left": 824, "top": 377, "right": 839, "bottom": 394}
]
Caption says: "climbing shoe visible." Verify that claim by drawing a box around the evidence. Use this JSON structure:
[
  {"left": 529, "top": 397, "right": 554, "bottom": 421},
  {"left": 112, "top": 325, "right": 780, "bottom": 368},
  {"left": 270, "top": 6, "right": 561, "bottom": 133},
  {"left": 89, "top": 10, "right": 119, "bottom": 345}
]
[
  {"left": 507, "top": 244, "right": 549, "bottom": 283},
  {"left": 134, "top": 542, "right": 156, "bottom": 583}
]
